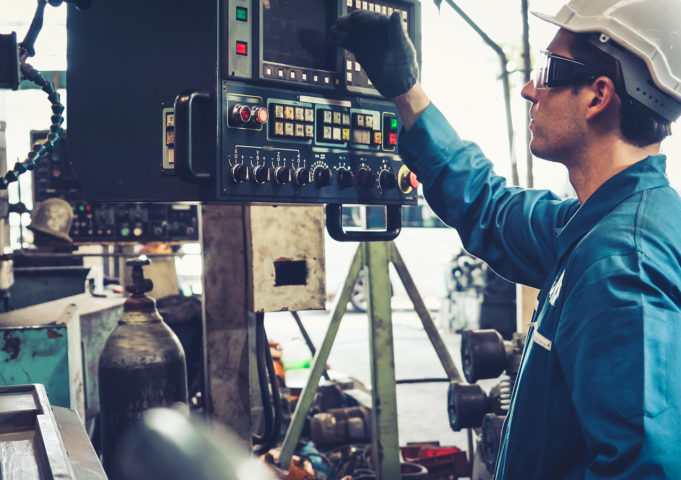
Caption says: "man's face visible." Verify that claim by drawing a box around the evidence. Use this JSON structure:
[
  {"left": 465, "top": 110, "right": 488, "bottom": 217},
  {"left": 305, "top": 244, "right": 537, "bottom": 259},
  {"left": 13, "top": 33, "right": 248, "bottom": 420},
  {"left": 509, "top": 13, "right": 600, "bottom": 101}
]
[{"left": 521, "top": 29, "right": 587, "bottom": 165}]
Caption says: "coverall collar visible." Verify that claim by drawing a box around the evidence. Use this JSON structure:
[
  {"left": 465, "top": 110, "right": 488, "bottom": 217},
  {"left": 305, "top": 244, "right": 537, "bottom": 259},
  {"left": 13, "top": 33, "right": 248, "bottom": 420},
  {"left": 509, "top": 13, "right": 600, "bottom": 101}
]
[{"left": 556, "top": 155, "right": 669, "bottom": 259}]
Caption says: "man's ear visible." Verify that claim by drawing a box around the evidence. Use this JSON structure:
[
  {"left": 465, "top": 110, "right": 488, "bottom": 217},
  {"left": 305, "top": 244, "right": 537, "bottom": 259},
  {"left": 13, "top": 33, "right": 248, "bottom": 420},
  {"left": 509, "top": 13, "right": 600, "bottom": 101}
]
[{"left": 585, "top": 76, "right": 618, "bottom": 120}]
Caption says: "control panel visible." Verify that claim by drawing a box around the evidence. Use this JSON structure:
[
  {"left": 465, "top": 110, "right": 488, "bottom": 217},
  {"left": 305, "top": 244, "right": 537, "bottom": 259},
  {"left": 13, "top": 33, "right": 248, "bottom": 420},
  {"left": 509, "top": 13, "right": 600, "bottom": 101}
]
[
  {"left": 165, "top": 81, "right": 416, "bottom": 206},
  {"left": 30, "top": 131, "right": 199, "bottom": 244}
]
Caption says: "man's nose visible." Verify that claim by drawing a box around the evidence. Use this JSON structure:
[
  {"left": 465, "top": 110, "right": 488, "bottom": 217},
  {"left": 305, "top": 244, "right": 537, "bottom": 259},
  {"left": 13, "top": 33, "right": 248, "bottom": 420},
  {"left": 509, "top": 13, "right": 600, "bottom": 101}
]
[{"left": 521, "top": 80, "right": 537, "bottom": 103}]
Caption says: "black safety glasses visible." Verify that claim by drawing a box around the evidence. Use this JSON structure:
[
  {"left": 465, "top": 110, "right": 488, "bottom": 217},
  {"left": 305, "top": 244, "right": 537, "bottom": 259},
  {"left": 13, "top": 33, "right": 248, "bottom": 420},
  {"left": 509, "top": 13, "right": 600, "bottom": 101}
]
[{"left": 533, "top": 50, "right": 600, "bottom": 89}]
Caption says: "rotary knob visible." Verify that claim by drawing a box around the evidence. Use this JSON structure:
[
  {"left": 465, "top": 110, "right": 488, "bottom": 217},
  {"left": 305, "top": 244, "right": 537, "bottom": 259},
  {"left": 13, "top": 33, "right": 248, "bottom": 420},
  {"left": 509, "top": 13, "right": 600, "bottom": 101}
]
[
  {"left": 274, "top": 166, "right": 290, "bottom": 185},
  {"left": 337, "top": 168, "right": 354, "bottom": 189},
  {"left": 251, "top": 165, "right": 269, "bottom": 184},
  {"left": 230, "top": 164, "right": 248, "bottom": 183},
  {"left": 355, "top": 167, "right": 376, "bottom": 189},
  {"left": 379, "top": 170, "right": 397, "bottom": 190},
  {"left": 293, "top": 168, "right": 310, "bottom": 186},
  {"left": 313, "top": 167, "right": 332, "bottom": 187}
]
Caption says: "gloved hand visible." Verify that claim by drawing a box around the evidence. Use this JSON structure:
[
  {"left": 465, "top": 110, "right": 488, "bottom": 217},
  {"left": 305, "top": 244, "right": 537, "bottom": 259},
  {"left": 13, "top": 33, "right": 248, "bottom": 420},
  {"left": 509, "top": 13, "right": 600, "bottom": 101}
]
[{"left": 330, "top": 10, "right": 419, "bottom": 99}]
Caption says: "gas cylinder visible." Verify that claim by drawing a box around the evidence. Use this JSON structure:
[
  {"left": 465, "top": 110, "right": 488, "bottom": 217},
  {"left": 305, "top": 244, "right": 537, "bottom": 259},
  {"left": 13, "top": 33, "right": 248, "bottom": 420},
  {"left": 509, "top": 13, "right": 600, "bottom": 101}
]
[{"left": 99, "top": 257, "right": 188, "bottom": 478}]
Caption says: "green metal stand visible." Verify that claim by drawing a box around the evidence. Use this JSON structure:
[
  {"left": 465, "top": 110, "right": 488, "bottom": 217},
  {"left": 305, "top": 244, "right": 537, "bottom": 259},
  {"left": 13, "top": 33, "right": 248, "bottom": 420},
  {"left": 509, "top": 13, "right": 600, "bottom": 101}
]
[{"left": 279, "top": 241, "right": 463, "bottom": 478}]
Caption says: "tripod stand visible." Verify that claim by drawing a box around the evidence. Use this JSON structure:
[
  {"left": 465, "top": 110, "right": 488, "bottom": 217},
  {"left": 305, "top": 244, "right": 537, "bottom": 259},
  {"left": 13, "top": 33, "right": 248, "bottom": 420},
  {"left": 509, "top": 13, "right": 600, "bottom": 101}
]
[{"left": 279, "top": 240, "right": 464, "bottom": 479}]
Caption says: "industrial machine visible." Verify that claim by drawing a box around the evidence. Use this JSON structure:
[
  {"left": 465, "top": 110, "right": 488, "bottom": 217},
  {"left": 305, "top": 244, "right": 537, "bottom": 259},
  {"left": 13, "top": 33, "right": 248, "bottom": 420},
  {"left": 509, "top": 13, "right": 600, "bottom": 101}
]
[{"left": 66, "top": 0, "right": 421, "bottom": 240}]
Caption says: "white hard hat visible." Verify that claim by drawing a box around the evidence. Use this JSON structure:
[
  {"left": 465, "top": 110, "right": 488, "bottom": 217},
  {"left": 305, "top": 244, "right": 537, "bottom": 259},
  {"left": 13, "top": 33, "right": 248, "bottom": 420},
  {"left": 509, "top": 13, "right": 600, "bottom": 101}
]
[{"left": 533, "top": 0, "right": 681, "bottom": 121}]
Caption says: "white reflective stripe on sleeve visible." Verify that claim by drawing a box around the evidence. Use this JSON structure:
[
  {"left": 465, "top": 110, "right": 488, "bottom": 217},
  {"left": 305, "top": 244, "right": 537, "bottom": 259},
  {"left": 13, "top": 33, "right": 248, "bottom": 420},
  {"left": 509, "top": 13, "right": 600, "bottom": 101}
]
[{"left": 533, "top": 330, "right": 552, "bottom": 351}]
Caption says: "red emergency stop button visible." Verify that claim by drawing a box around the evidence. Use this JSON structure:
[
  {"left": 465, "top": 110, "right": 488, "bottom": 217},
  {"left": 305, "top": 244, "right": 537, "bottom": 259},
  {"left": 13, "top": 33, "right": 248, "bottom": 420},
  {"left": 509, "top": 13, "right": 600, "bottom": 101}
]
[
  {"left": 236, "top": 41, "right": 248, "bottom": 56},
  {"left": 408, "top": 171, "right": 419, "bottom": 189},
  {"left": 397, "top": 165, "right": 418, "bottom": 194}
]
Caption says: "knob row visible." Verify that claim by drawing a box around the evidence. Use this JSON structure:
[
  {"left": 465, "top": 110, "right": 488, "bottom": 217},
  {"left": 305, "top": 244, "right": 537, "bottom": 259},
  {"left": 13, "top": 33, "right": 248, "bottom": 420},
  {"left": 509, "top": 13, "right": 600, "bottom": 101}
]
[{"left": 229, "top": 165, "right": 398, "bottom": 190}]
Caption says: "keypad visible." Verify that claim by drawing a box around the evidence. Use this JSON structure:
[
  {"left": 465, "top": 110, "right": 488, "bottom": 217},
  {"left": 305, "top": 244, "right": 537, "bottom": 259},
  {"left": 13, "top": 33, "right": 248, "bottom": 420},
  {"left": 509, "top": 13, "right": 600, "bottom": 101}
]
[{"left": 270, "top": 103, "right": 314, "bottom": 139}]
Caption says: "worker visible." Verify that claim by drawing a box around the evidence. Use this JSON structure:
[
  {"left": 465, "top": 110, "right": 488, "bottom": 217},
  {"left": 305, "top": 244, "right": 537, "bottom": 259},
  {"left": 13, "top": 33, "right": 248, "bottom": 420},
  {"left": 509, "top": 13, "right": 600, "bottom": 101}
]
[{"left": 331, "top": 0, "right": 681, "bottom": 478}]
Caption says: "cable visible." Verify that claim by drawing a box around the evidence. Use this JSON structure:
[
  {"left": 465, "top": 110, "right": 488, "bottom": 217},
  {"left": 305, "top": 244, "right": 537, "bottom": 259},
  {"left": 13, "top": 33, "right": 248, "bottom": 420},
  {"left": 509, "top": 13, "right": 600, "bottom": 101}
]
[
  {"left": 253, "top": 313, "right": 273, "bottom": 450},
  {"left": 259, "top": 315, "right": 282, "bottom": 453}
]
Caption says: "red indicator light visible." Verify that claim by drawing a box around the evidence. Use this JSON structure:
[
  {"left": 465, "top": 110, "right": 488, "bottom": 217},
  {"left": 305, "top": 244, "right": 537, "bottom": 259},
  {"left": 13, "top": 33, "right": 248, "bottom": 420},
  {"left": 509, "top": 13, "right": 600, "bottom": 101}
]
[
  {"left": 85, "top": 205, "right": 92, "bottom": 211},
  {"left": 408, "top": 172, "right": 420, "bottom": 189},
  {"left": 389, "top": 132, "right": 397, "bottom": 145},
  {"left": 236, "top": 41, "right": 248, "bottom": 56},
  {"left": 256, "top": 108, "right": 269, "bottom": 124},
  {"left": 240, "top": 106, "right": 251, "bottom": 122}
]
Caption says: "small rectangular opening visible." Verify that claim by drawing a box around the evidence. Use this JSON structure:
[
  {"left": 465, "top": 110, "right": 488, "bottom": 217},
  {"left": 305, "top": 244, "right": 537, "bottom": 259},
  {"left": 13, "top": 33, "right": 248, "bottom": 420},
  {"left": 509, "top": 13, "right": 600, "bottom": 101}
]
[{"left": 274, "top": 260, "right": 308, "bottom": 286}]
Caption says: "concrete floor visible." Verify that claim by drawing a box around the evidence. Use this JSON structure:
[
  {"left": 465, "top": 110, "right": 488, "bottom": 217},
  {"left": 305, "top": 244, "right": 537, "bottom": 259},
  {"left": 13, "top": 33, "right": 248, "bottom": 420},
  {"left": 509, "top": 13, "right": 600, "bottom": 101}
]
[{"left": 265, "top": 307, "right": 487, "bottom": 458}]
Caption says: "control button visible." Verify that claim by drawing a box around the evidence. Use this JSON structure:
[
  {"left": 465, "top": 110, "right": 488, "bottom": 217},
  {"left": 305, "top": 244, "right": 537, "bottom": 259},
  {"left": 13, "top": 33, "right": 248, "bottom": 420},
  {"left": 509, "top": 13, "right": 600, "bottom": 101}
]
[
  {"left": 346, "top": 72, "right": 353, "bottom": 83},
  {"left": 120, "top": 227, "right": 130, "bottom": 237},
  {"left": 278, "top": 70, "right": 284, "bottom": 78},
  {"left": 133, "top": 227, "right": 144, "bottom": 237},
  {"left": 355, "top": 62, "right": 361, "bottom": 72},
  {"left": 361, "top": 130, "right": 371, "bottom": 145},
  {"left": 274, "top": 121, "right": 284, "bottom": 136},
  {"left": 253, "top": 107, "right": 269, "bottom": 125},
  {"left": 388, "top": 7, "right": 393, "bottom": 15},
  {"left": 373, "top": 131, "right": 382, "bottom": 144},
  {"left": 381, "top": 5, "right": 387, "bottom": 14},
  {"left": 284, "top": 122, "right": 294, "bottom": 136},
  {"left": 364, "top": 116, "right": 373, "bottom": 129},
  {"left": 346, "top": 60, "right": 353, "bottom": 70},
  {"left": 295, "top": 107, "right": 305, "bottom": 121},
  {"left": 391, "top": 118, "right": 399, "bottom": 129},
  {"left": 265, "top": 66, "right": 273, "bottom": 77},
  {"left": 293, "top": 168, "right": 310, "bottom": 186},
  {"left": 236, "top": 41, "right": 248, "bottom": 56},
  {"left": 342, "top": 113, "right": 351, "bottom": 125},
  {"left": 368, "top": 3, "right": 374, "bottom": 12},
  {"left": 402, "top": 10, "right": 408, "bottom": 20},
  {"left": 274, "top": 105, "right": 284, "bottom": 119},
  {"left": 323, "top": 126, "right": 332, "bottom": 140},
  {"left": 231, "top": 104, "right": 251, "bottom": 124},
  {"left": 274, "top": 166, "right": 290, "bottom": 185},
  {"left": 295, "top": 123, "right": 305, "bottom": 137},
  {"left": 356, "top": 167, "right": 375, "bottom": 189},
  {"left": 323, "top": 110, "right": 332, "bottom": 124},
  {"left": 353, "top": 114, "right": 365, "bottom": 127},
  {"left": 332, "top": 127, "right": 341, "bottom": 141},
  {"left": 284, "top": 106, "right": 295, "bottom": 120},
  {"left": 313, "top": 74, "right": 319, "bottom": 83},
  {"left": 305, "top": 124, "right": 314, "bottom": 138},
  {"left": 290, "top": 71, "right": 296, "bottom": 80},
  {"left": 236, "top": 6, "right": 248, "bottom": 21},
  {"left": 251, "top": 165, "right": 268, "bottom": 184},
  {"left": 379, "top": 170, "right": 397, "bottom": 190},
  {"left": 324, "top": 76, "right": 330, "bottom": 84},
  {"left": 342, "top": 128, "right": 350, "bottom": 141},
  {"left": 337, "top": 168, "right": 354, "bottom": 189},
  {"left": 313, "top": 167, "right": 332, "bottom": 187},
  {"left": 398, "top": 164, "right": 419, "bottom": 193},
  {"left": 333, "top": 112, "right": 341, "bottom": 125},
  {"left": 231, "top": 164, "right": 248, "bottom": 183},
  {"left": 362, "top": 1, "right": 368, "bottom": 10},
  {"left": 304, "top": 108, "right": 314, "bottom": 122},
  {"left": 347, "top": 0, "right": 353, "bottom": 6},
  {"left": 389, "top": 132, "right": 397, "bottom": 145},
  {"left": 302, "top": 73, "right": 308, "bottom": 81}
]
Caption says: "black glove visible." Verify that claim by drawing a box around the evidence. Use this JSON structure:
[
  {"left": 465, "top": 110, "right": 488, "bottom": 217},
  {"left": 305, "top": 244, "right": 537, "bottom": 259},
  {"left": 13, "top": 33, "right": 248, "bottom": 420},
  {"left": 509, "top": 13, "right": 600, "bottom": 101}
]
[{"left": 330, "top": 10, "right": 419, "bottom": 99}]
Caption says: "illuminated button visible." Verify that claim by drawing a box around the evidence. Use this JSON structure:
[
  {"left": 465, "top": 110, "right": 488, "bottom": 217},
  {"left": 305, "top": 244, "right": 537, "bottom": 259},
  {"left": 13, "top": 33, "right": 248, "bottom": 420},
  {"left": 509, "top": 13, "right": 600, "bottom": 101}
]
[
  {"left": 166, "top": 113, "right": 174, "bottom": 127},
  {"left": 352, "top": 130, "right": 363, "bottom": 144},
  {"left": 362, "top": 1, "right": 368, "bottom": 9},
  {"left": 389, "top": 132, "right": 397, "bottom": 145},
  {"left": 355, "top": 0, "right": 361, "bottom": 7},
  {"left": 236, "top": 41, "right": 247, "bottom": 56},
  {"left": 295, "top": 123, "right": 305, "bottom": 137},
  {"left": 362, "top": 130, "right": 371, "bottom": 145},
  {"left": 342, "top": 113, "right": 350, "bottom": 125},
  {"left": 278, "top": 70, "right": 284, "bottom": 78},
  {"left": 133, "top": 227, "right": 143, "bottom": 237},
  {"left": 354, "top": 114, "right": 365, "bottom": 127},
  {"left": 323, "top": 126, "right": 332, "bottom": 140},
  {"left": 364, "top": 116, "right": 373, "bottom": 129},
  {"left": 333, "top": 127, "right": 341, "bottom": 141},
  {"left": 236, "top": 6, "right": 248, "bottom": 21},
  {"left": 305, "top": 124, "right": 314, "bottom": 138},
  {"left": 274, "top": 122, "right": 284, "bottom": 135},
  {"left": 368, "top": 3, "right": 374, "bottom": 11},
  {"left": 342, "top": 128, "right": 350, "bottom": 141},
  {"left": 373, "top": 131, "right": 382, "bottom": 144},
  {"left": 295, "top": 107, "right": 305, "bottom": 121},
  {"left": 304, "top": 108, "right": 314, "bottom": 122},
  {"left": 381, "top": 5, "right": 387, "bottom": 14},
  {"left": 347, "top": 60, "right": 353, "bottom": 70},
  {"left": 347, "top": 0, "right": 353, "bottom": 5},
  {"left": 333, "top": 112, "right": 341, "bottom": 125},
  {"left": 391, "top": 118, "right": 399, "bottom": 129},
  {"left": 355, "top": 62, "right": 361, "bottom": 72},
  {"left": 284, "top": 106, "right": 295, "bottom": 120},
  {"left": 120, "top": 227, "right": 130, "bottom": 237},
  {"left": 284, "top": 122, "right": 294, "bottom": 136},
  {"left": 346, "top": 72, "right": 353, "bottom": 83},
  {"left": 290, "top": 71, "right": 296, "bottom": 80},
  {"left": 166, "top": 131, "right": 174, "bottom": 145},
  {"left": 254, "top": 107, "right": 269, "bottom": 125},
  {"left": 388, "top": 7, "right": 393, "bottom": 15},
  {"left": 324, "top": 76, "right": 330, "bottom": 84},
  {"left": 402, "top": 10, "right": 408, "bottom": 20},
  {"left": 302, "top": 73, "right": 308, "bottom": 81},
  {"left": 313, "top": 74, "right": 319, "bottom": 82},
  {"left": 265, "top": 67, "right": 272, "bottom": 76},
  {"left": 323, "top": 110, "right": 332, "bottom": 123},
  {"left": 274, "top": 105, "right": 284, "bottom": 119}
]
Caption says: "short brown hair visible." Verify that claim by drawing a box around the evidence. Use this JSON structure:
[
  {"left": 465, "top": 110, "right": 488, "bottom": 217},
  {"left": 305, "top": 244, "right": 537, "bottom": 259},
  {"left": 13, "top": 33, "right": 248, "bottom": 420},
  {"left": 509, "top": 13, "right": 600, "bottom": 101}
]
[{"left": 567, "top": 32, "right": 672, "bottom": 147}]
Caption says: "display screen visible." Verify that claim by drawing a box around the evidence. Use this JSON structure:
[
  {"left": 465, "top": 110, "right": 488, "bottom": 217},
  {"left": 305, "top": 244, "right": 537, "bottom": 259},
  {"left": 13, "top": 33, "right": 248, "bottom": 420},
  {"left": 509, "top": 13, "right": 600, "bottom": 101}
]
[{"left": 262, "top": 0, "right": 336, "bottom": 71}]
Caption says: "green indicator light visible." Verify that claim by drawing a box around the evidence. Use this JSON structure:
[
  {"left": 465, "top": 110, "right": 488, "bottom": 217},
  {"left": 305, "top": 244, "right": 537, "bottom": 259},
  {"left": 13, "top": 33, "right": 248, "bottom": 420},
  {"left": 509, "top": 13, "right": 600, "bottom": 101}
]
[
  {"left": 79, "top": 205, "right": 85, "bottom": 212},
  {"left": 236, "top": 6, "right": 247, "bottom": 21},
  {"left": 121, "top": 227, "right": 130, "bottom": 237},
  {"left": 391, "top": 118, "right": 398, "bottom": 129}
]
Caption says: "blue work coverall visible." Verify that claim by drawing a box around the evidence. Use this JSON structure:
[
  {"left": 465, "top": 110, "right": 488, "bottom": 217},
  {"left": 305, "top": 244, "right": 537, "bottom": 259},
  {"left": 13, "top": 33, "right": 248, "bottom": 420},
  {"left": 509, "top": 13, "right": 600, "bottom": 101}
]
[{"left": 399, "top": 104, "right": 681, "bottom": 479}]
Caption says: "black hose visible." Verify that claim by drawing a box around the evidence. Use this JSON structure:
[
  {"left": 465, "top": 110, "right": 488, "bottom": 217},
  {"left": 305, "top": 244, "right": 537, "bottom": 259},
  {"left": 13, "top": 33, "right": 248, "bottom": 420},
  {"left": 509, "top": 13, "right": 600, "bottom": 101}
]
[
  {"left": 253, "top": 314, "right": 273, "bottom": 449},
  {"left": 260, "top": 316, "right": 282, "bottom": 453}
]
